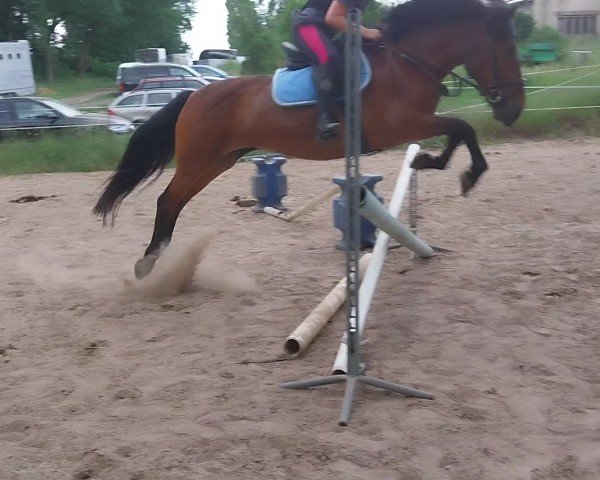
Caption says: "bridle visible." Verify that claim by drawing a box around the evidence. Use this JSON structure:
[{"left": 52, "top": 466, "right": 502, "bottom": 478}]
[{"left": 384, "top": 39, "right": 524, "bottom": 104}]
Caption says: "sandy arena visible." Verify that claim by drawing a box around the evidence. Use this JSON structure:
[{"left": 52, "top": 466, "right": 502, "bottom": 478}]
[{"left": 1, "top": 138, "right": 599, "bottom": 479}]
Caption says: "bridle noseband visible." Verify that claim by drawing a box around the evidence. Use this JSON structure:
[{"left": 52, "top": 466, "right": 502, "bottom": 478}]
[
  {"left": 483, "top": 39, "right": 525, "bottom": 103},
  {"left": 385, "top": 40, "right": 524, "bottom": 105}
]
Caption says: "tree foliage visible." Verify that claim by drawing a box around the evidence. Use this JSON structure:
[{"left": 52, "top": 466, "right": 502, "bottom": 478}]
[
  {"left": 0, "top": 1, "right": 30, "bottom": 41},
  {"left": 0, "top": 0, "right": 195, "bottom": 81},
  {"left": 514, "top": 12, "right": 535, "bottom": 42}
]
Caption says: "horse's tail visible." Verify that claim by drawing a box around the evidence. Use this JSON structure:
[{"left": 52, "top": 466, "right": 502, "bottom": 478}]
[{"left": 93, "top": 89, "right": 194, "bottom": 224}]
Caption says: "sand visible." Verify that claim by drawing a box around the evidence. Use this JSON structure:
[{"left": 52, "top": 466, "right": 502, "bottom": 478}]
[{"left": 1, "top": 138, "right": 599, "bottom": 480}]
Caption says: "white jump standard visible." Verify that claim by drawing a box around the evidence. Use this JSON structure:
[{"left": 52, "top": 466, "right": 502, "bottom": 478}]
[
  {"left": 280, "top": 10, "right": 434, "bottom": 426},
  {"left": 331, "top": 144, "right": 433, "bottom": 374}
]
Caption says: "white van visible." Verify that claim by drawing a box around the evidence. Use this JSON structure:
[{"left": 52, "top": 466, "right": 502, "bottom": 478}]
[{"left": 0, "top": 40, "right": 35, "bottom": 97}]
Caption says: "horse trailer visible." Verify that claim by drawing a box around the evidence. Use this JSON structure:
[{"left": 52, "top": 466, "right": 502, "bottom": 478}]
[{"left": 0, "top": 40, "right": 35, "bottom": 97}]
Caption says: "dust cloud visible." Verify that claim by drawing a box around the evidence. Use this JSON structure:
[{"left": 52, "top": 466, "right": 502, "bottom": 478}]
[
  {"left": 17, "top": 229, "right": 256, "bottom": 298},
  {"left": 125, "top": 229, "right": 257, "bottom": 297}
]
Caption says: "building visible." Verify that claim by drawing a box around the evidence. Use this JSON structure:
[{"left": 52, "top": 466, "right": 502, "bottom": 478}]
[{"left": 521, "top": 0, "right": 598, "bottom": 36}]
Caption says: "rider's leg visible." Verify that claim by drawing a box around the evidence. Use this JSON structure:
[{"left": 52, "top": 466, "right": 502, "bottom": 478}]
[
  {"left": 312, "top": 63, "right": 340, "bottom": 140},
  {"left": 294, "top": 24, "right": 340, "bottom": 140}
]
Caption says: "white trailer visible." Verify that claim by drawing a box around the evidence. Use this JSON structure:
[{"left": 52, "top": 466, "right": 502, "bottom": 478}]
[
  {"left": 0, "top": 40, "right": 35, "bottom": 97},
  {"left": 135, "top": 48, "right": 167, "bottom": 63}
]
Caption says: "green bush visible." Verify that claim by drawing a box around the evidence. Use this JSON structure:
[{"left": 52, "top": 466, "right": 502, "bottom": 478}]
[
  {"left": 527, "top": 26, "right": 569, "bottom": 60},
  {"left": 89, "top": 58, "right": 121, "bottom": 79},
  {"left": 515, "top": 12, "right": 535, "bottom": 42}
]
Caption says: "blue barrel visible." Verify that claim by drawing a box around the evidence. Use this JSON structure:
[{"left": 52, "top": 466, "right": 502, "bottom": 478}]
[
  {"left": 333, "top": 174, "right": 383, "bottom": 250},
  {"left": 250, "top": 155, "right": 288, "bottom": 211}
]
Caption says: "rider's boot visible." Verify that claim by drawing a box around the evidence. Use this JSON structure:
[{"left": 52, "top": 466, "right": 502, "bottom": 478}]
[{"left": 313, "top": 64, "right": 340, "bottom": 141}]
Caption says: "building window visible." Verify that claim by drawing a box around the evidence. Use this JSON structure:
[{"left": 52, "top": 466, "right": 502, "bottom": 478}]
[{"left": 558, "top": 15, "right": 597, "bottom": 35}]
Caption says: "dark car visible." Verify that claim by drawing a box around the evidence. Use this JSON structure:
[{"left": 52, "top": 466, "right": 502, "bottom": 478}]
[
  {"left": 132, "top": 76, "right": 209, "bottom": 91},
  {"left": 115, "top": 62, "right": 203, "bottom": 92},
  {"left": 0, "top": 96, "right": 133, "bottom": 137}
]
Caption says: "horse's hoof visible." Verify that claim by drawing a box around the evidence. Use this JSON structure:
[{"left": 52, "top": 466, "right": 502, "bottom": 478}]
[
  {"left": 134, "top": 254, "right": 159, "bottom": 279},
  {"left": 460, "top": 170, "right": 476, "bottom": 196},
  {"left": 411, "top": 152, "right": 434, "bottom": 170}
]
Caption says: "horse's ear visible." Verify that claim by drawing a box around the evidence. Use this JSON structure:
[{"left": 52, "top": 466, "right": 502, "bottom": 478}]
[
  {"left": 495, "top": 4, "right": 516, "bottom": 20},
  {"left": 504, "top": 0, "right": 524, "bottom": 15}
]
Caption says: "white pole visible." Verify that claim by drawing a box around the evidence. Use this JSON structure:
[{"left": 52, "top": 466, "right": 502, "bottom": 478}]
[
  {"left": 332, "top": 144, "right": 421, "bottom": 374},
  {"left": 283, "top": 253, "right": 372, "bottom": 357},
  {"left": 263, "top": 185, "right": 341, "bottom": 221},
  {"left": 360, "top": 189, "right": 434, "bottom": 259}
]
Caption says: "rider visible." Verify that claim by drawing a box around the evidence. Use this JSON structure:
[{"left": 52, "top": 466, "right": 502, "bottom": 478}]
[{"left": 291, "top": 0, "right": 382, "bottom": 141}]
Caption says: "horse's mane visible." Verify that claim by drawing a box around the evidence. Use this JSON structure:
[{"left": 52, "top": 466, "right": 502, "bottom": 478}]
[{"left": 382, "top": 0, "right": 510, "bottom": 42}]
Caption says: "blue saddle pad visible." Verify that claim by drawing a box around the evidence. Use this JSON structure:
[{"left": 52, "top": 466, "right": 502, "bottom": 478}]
[{"left": 271, "top": 53, "right": 372, "bottom": 107}]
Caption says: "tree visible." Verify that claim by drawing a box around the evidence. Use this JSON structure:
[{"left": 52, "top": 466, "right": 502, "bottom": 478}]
[
  {"left": 0, "top": 1, "right": 29, "bottom": 41},
  {"left": 1, "top": 0, "right": 196, "bottom": 80},
  {"left": 514, "top": 12, "right": 535, "bottom": 42},
  {"left": 226, "top": 0, "right": 281, "bottom": 74},
  {"left": 59, "top": 0, "right": 127, "bottom": 75},
  {"left": 59, "top": 0, "right": 194, "bottom": 75},
  {"left": 25, "top": 0, "right": 66, "bottom": 82}
]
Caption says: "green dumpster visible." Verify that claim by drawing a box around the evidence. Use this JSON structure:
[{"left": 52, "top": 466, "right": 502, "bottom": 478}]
[{"left": 520, "top": 43, "right": 558, "bottom": 64}]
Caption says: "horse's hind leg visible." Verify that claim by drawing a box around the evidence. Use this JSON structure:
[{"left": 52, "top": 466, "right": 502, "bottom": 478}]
[{"left": 134, "top": 148, "right": 251, "bottom": 279}]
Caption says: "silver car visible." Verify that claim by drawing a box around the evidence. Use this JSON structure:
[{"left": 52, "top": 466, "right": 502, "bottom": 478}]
[{"left": 108, "top": 89, "right": 191, "bottom": 126}]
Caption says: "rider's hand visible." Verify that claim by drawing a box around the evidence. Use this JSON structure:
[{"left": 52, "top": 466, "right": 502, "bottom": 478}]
[{"left": 362, "top": 28, "right": 383, "bottom": 41}]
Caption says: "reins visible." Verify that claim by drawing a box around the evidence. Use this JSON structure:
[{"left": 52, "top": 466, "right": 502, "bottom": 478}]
[{"left": 382, "top": 40, "right": 524, "bottom": 104}]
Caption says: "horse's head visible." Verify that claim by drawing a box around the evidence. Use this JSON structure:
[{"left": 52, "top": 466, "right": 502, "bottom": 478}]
[
  {"left": 381, "top": 0, "right": 525, "bottom": 126},
  {"left": 463, "top": 1, "right": 525, "bottom": 126}
]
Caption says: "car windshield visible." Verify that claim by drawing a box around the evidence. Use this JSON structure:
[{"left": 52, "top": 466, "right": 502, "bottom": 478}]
[
  {"left": 41, "top": 99, "right": 83, "bottom": 117},
  {"left": 193, "top": 66, "right": 228, "bottom": 78}
]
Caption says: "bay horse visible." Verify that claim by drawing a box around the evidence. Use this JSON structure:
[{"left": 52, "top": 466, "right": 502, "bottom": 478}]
[{"left": 94, "top": 0, "right": 525, "bottom": 279}]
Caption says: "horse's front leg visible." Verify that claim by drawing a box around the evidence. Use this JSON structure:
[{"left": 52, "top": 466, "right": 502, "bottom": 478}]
[
  {"left": 411, "top": 134, "right": 461, "bottom": 171},
  {"left": 409, "top": 115, "right": 487, "bottom": 196}
]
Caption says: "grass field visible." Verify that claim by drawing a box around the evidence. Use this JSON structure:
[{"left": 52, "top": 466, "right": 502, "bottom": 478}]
[
  {"left": 37, "top": 75, "right": 115, "bottom": 99},
  {"left": 0, "top": 131, "right": 129, "bottom": 176}
]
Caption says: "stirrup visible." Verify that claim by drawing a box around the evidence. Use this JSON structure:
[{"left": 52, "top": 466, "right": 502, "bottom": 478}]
[{"left": 317, "top": 121, "right": 340, "bottom": 141}]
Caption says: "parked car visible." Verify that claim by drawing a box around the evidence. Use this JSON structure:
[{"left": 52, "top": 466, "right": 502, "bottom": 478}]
[
  {"left": 133, "top": 76, "right": 208, "bottom": 91},
  {"left": 108, "top": 88, "right": 192, "bottom": 126},
  {"left": 0, "top": 96, "right": 133, "bottom": 137},
  {"left": 116, "top": 62, "right": 203, "bottom": 92},
  {"left": 190, "top": 64, "right": 230, "bottom": 82}
]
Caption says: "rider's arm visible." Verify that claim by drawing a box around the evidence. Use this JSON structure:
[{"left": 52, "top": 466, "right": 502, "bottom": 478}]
[{"left": 325, "top": 0, "right": 382, "bottom": 40}]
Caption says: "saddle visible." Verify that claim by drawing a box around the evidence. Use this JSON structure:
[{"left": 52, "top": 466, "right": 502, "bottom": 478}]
[
  {"left": 272, "top": 42, "right": 372, "bottom": 108},
  {"left": 282, "top": 42, "right": 312, "bottom": 71}
]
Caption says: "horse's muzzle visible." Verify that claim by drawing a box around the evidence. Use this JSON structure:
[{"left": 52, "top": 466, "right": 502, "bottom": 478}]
[{"left": 493, "top": 100, "right": 523, "bottom": 127}]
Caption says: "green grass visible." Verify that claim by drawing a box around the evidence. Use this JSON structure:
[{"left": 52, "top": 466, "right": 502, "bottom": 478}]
[
  {"left": 37, "top": 74, "right": 115, "bottom": 99},
  {"left": 0, "top": 130, "right": 129, "bottom": 176}
]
